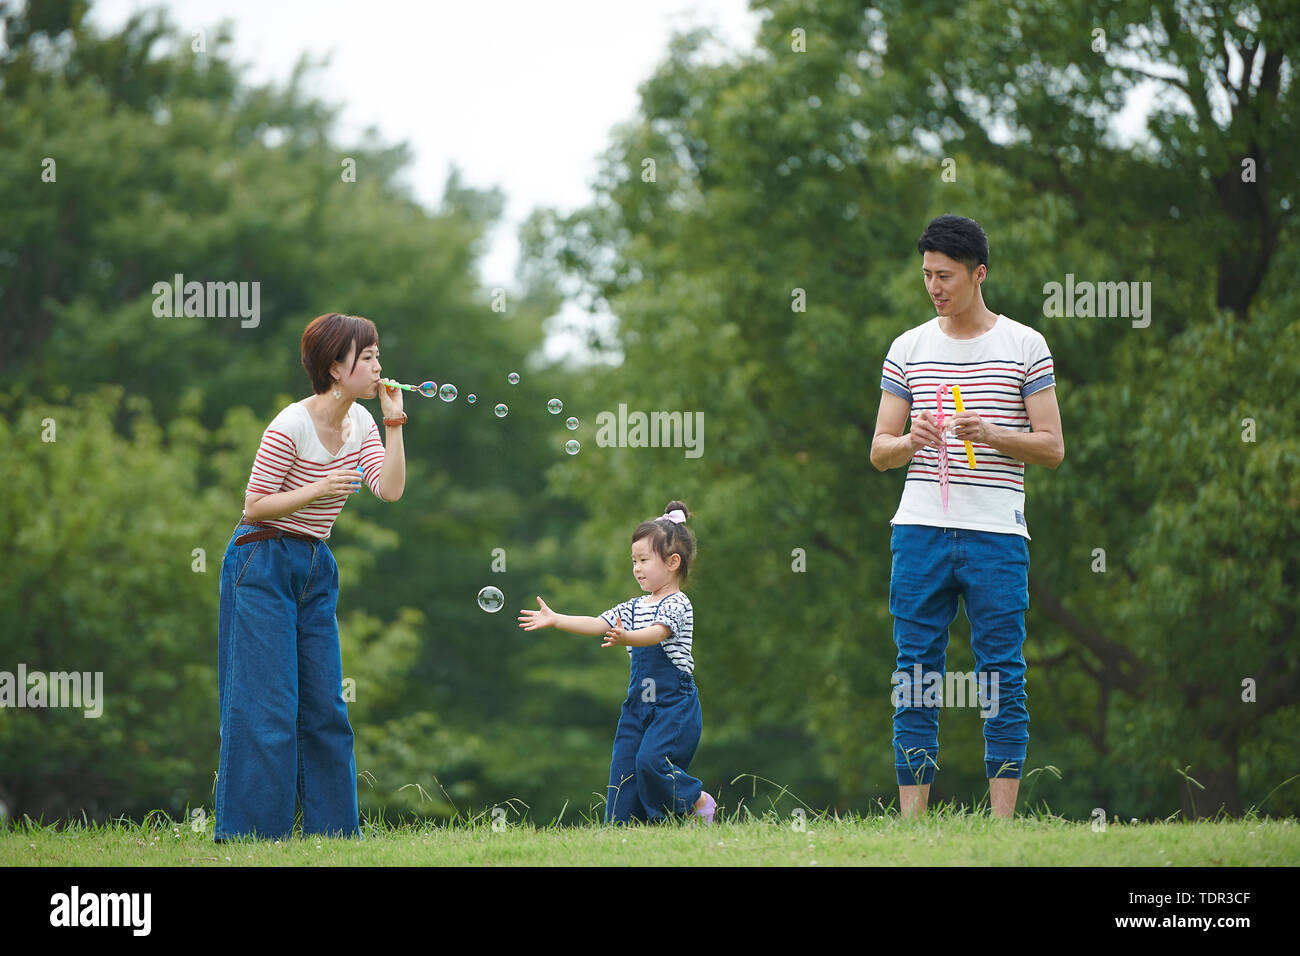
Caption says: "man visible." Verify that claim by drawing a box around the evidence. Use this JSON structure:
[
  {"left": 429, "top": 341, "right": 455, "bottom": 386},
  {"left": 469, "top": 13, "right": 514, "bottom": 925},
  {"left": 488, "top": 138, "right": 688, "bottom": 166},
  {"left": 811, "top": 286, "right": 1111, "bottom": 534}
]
[{"left": 870, "top": 214, "right": 1064, "bottom": 820}]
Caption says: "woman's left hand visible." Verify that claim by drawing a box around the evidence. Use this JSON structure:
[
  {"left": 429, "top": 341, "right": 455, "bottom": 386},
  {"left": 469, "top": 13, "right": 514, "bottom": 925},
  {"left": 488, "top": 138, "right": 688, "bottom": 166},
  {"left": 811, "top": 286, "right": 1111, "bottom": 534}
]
[{"left": 379, "top": 381, "right": 404, "bottom": 419}]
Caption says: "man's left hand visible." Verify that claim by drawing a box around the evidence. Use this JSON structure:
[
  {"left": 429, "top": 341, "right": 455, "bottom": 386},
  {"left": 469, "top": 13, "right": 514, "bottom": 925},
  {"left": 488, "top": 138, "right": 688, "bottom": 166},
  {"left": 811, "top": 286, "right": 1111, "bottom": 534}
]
[{"left": 948, "top": 411, "right": 990, "bottom": 444}]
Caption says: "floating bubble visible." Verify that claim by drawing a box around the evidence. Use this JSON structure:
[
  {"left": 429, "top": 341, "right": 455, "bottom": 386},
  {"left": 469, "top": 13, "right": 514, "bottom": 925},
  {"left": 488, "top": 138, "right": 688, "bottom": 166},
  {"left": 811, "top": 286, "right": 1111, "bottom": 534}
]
[
  {"left": 547, "top": 398, "right": 563, "bottom": 414},
  {"left": 565, "top": 416, "right": 579, "bottom": 430},
  {"left": 418, "top": 381, "right": 438, "bottom": 398},
  {"left": 439, "top": 383, "right": 458, "bottom": 402},
  {"left": 507, "top": 372, "right": 520, "bottom": 384},
  {"left": 494, "top": 403, "right": 508, "bottom": 418},
  {"left": 467, "top": 394, "right": 477, "bottom": 404},
  {"left": 565, "top": 439, "right": 581, "bottom": 456},
  {"left": 477, "top": 585, "right": 504, "bottom": 613}
]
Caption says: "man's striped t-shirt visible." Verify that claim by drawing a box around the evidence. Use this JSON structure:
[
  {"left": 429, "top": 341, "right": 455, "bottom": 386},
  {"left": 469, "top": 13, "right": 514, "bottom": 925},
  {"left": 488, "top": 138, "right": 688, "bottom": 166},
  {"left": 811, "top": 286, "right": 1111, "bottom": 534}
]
[
  {"left": 601, "top": 592, "right": 695, "bottom": 675},
  {"left": 243, "top": 400, "right": 386, "bottom": 539},
  {"left": 879, "top": 313, "right": 1055, "bottom": 539}
]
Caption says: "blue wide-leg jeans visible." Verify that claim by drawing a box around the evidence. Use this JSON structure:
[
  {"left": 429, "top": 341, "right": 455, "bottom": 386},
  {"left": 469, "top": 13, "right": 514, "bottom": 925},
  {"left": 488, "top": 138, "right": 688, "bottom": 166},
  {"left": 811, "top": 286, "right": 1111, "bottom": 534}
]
[{"left": 215, "top": 524, "right": 361, "bottom": 840}]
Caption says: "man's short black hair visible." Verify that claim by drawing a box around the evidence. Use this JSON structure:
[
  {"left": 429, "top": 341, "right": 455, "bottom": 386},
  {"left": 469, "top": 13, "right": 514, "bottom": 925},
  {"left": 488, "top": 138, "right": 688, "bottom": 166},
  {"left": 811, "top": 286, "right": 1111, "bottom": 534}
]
[{"left": 917, "top": 214, "right": 989, "bottom": 273}]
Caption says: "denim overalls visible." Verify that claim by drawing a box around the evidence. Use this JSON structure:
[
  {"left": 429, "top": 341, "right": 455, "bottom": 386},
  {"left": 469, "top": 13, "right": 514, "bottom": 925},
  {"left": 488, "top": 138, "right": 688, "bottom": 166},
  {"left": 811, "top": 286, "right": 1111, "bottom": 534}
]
[
  {"left": 215, "top": 523, "right": 361, "bottom": 841},
  {"left": 605, "top": 596, "right": 704, "bottom": 824}
]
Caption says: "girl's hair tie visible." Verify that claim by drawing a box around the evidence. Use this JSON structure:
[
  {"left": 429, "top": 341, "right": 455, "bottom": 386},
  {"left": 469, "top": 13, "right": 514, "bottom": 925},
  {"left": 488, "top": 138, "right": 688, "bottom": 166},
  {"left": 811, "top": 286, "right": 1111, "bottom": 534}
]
[{"left": 660, "top": 509, "right": 687, "bottom": 524}]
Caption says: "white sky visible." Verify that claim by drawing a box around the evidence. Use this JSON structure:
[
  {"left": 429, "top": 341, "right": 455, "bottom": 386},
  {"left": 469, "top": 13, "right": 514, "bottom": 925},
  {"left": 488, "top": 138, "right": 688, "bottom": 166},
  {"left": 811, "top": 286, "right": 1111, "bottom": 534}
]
[
  {"left": 86, "top": 0, "right": 764, "bottom": 362},
  {"left": 81, "top": 1, "right": 1158, "bottom": 364}
]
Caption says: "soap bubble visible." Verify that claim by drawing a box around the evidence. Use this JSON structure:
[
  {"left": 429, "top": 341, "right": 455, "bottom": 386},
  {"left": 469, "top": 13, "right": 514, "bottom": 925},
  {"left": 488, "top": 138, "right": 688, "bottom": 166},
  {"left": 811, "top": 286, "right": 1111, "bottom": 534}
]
[
  {"left": 494, "top": 403, "right": 508, "bottom": 418},
  {"left": 565, "top": 440, "right": 581, "bottom": 455},
  {"left": 507, "top": 372, "right": 520, "bottom": 384},
  {"left": 439, "top": 383, "right": 458, "bottom": 402},
  {"left": 418, "top": 381, "right": 438, "bottom": 398},
  {"left": 477, "top": 586, "right": 504, "bottom": 613},
  {"left": 547, "top": 398, "right": 563, "bottom": 414},
  {"left": 467, "top": 394, "right": 477, "bottom": 404},
  {"left": 565, "top": 416, "right": 579, "bottom": 430}
]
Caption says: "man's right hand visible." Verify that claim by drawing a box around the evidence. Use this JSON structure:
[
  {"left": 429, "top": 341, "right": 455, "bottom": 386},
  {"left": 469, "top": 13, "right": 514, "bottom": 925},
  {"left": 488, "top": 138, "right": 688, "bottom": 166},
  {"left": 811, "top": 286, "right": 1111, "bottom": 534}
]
[{"left": 907, "top": 411, "right": 947, "bottom": 454}]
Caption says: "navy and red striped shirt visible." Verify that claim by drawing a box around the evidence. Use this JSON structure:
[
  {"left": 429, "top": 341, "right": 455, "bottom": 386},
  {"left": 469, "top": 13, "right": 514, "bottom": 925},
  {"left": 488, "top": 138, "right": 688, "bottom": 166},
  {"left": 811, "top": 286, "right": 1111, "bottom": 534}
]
[{"left": 880, "top": 313, "right": 1055, "bottom": 539}]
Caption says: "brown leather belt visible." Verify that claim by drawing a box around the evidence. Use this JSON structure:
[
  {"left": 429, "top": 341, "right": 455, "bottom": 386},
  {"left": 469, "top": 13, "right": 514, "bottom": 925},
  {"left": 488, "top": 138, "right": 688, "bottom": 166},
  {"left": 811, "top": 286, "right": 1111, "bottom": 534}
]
[{"left": 234, "top": 517, "right": 321, "bottom": 546}]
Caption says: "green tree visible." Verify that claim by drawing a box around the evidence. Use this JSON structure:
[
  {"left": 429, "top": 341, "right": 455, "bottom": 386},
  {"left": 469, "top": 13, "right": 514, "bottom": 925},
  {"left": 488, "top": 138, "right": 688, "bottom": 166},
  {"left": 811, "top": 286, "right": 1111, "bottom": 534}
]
[
  {"left": 0, "top": 385, "right": 237, "bottom": 819},
  {"left": 2, "top": 1, "right": 609, "bottom": 823},
  {"left": 523, "top": 1, "right": 1300, "bottom": 817}
]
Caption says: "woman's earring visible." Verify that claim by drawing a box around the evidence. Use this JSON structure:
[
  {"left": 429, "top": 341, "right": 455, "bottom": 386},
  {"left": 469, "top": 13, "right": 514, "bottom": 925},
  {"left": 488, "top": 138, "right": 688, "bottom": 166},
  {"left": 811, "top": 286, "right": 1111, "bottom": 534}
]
[{"left": 332, "top": 385, "right": 342, "bottom": 400}]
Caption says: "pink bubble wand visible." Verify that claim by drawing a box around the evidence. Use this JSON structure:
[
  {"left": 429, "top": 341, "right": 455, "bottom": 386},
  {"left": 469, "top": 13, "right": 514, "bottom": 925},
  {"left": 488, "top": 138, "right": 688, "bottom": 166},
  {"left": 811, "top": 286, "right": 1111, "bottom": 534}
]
[{"left": 936, "top": 384, "right": 951, "bottom": 513}]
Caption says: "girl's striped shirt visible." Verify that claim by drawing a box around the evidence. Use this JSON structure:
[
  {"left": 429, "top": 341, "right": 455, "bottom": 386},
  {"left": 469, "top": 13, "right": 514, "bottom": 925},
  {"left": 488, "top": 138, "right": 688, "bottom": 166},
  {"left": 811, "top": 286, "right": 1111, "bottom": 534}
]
[
  {"left": 601, "top": 592, "right": 695, "bottom": 674},
  {"left": 879, "top": 313, "right": 1055, "bottom": 539},
  {"left": 243, "top": 400, "right": 386, "bottom": 539}
]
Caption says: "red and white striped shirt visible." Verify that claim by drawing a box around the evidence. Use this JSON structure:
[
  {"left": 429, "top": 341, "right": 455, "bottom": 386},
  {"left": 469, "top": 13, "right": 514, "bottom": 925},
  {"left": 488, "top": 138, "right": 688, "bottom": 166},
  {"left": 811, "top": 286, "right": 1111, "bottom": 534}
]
[{"left": 244, "top": 401, "right": 386, "bottom": 538}]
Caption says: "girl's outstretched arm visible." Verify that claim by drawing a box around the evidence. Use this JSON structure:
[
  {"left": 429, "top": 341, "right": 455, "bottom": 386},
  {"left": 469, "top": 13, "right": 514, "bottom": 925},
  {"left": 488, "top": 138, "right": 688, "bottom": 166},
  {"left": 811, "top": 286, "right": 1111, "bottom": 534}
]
[{"left": 518, "top": 596, "right": 608, "bottom": 636}]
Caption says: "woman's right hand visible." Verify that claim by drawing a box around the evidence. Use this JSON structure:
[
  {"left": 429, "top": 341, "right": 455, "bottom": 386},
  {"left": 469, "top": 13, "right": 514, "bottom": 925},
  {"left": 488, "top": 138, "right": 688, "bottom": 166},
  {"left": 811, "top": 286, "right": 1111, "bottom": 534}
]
[
  {"left": 908, "top": 411, "right": 947, "bottom": 454},
  {"left": 317, "top": 469, "right": 363, "bottom": 499},
  {"left": 518, "top": 596, "right": 557, "bottom": 631}
]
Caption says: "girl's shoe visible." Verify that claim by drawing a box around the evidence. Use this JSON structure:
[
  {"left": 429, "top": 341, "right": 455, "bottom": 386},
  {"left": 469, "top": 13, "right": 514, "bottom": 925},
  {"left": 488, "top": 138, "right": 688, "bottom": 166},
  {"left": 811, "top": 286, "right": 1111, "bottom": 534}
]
[{"left": 694, "top": 791, "right": 716, "bottom": 824}]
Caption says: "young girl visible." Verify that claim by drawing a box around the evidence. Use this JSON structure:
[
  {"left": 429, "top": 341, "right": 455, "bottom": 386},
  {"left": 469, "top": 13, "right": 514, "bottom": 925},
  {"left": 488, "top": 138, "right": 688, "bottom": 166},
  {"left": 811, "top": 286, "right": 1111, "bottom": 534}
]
[{"left": 518, "top": 500, "right": 715, "bottom": 824}]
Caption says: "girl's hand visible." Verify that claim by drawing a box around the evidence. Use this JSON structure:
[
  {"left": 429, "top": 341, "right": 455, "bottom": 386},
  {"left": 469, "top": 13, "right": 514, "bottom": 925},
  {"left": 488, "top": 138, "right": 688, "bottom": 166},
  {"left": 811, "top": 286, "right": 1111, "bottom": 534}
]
[
  {"left": 602, "top": 625, "right": 631, "bottom": 647},
  {"left": 518, "top": 596, "right": 557, "bottom": 631},
  {"left": 379, "top": 381, "right": 404, "bottom": 419}
]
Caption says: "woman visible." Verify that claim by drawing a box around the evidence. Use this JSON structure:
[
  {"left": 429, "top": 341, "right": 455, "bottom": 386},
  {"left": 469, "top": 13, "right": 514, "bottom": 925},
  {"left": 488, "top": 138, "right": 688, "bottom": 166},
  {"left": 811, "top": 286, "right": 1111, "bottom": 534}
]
[{"left": 215, "top": 312, "right": 406, "bottom": 841}]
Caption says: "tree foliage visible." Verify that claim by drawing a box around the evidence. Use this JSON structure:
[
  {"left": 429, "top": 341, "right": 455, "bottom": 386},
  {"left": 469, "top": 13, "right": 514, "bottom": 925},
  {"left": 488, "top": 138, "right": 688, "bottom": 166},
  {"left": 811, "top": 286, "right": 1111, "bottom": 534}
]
[{"left": 522, "top": 0, "right": 1300, "bottom": 817}]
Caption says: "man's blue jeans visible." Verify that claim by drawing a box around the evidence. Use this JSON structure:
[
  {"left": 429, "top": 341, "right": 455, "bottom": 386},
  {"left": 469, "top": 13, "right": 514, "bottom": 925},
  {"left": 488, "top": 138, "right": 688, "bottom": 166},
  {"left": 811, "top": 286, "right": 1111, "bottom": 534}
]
[
  {"left": 889, "top": 524, "right": 1030, "bottom": 786},
  {"left": 215, "top": 524, "right": 361, "bottom": 840}
]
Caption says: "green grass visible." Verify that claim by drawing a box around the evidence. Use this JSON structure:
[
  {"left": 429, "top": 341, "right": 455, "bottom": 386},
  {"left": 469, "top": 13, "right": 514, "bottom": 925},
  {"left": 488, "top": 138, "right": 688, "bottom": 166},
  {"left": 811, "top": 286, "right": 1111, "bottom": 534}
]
[{"left": 4, "top": 804, "right": 1297, "bottom": 866}]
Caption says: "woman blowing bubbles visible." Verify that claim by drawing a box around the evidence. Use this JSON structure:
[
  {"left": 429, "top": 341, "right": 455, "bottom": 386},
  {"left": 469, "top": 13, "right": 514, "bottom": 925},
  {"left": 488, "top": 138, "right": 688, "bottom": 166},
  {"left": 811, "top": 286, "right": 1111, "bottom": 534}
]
[{"left": 216, "top": 313, "right": 406, "bottom": 841}]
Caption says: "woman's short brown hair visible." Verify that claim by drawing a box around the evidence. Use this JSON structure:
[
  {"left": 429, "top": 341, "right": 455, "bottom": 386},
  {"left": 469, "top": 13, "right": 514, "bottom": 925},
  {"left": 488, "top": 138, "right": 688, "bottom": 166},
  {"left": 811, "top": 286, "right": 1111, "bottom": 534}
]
[{"left": 301, "top": 313, "right": 379, "bottom": 394}]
